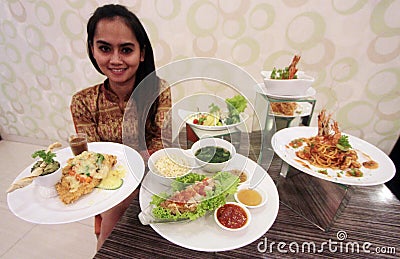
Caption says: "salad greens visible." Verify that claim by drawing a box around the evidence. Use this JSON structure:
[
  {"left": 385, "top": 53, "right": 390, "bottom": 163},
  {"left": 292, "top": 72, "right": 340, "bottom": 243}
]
[
  {"left": 150, "top": 171, "right": 240, "bottom": 221},
  {"left": 208, "top": 103, "right": 221, "bottom": 115},
  {"left": 170, "top": 172, "right": 206, "bottom": 191},
  {"left": 337, "top": 135, "right": 352, "bottom": 151},
  {"left": 270, "top": 67, "right": 298, "bottom": 79},
  {"left": 205, "top": 94, "right": 247, "bottom": 126},
  {"left": 225, "top": 95, "right": 247, "bottom": 125}
]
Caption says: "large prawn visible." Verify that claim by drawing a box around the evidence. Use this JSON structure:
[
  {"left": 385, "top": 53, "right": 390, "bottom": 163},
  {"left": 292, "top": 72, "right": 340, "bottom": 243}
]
[
  {"left": 288, "top": 55, "right": 301, "bottom": 79},
  {"left": 316, "top": 109, "right": 341, "bottom": 145}
]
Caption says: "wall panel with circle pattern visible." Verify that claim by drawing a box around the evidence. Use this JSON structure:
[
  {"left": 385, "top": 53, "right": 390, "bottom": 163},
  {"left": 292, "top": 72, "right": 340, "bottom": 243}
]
[{"left": 0, "top": 0, "right": 399, "bottom": 154}]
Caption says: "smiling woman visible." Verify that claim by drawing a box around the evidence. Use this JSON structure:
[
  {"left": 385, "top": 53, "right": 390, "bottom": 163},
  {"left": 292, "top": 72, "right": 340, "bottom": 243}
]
[{"left": 70, "top": 4, "right": 172, "bottom": 251}]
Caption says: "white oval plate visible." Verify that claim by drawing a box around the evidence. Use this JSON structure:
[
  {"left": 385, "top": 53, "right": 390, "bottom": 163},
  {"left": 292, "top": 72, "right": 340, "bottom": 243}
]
[
  {"left": 272, "top": 127, "right": 396, "bottom": 186},
  {"left": 7, "top": 142, "right": 145, "bottom": 224}
]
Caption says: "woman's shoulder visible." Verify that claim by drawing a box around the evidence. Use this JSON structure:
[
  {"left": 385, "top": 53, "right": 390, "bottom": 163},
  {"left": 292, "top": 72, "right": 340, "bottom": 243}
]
[
  {"left": 73, "top": 84, "right": 101, "bottom": 97},
  {"left": 158, "top": 78, "right": 171, "bottom": 107},
  {"left": 71, "top": 83, "right": 102, "bottom": 103}
]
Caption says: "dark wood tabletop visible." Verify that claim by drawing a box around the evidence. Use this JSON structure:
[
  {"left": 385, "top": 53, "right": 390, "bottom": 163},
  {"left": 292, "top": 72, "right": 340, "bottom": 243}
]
[{"left": 95, "top": 149, "right": 399, "bottom": 258}]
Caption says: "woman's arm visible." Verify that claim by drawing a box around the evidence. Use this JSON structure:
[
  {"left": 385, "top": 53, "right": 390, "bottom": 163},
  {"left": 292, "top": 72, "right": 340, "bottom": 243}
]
[
  {"left": 70, "top": 87, "right": 101, "bottom": 142},
  {"left": 146, "top": 82, "right": 172, "bottom": 154}
]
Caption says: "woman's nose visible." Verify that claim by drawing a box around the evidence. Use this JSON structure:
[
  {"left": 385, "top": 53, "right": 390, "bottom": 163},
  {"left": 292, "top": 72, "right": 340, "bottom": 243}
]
[{"left": 110, "top": 51, "right": 122, "bottom": 63}]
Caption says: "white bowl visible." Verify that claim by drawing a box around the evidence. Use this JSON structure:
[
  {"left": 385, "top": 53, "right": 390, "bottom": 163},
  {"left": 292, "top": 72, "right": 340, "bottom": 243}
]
[
  {"left": 183, "top": 110, "right": 249, "bottom": 131},
  {"left": 148, "top": 148, "right": 195, "bottom": 185},
  {"left": 214, "top": 202, "right": 251, "bottom": 231},
  {"left": 234, "top": 183, "right": 268, "bottom": 209},
  {"left": 191, "top": 138, "right": 236, "bottom": 173},
  {"left": 33, "top": 167, "right": 62, "bottom": 198},
  {"left": 34, "top": 167, "right": 62, "bottom": 188},
  {"left": 226, "top": 168, "right": 250, "bottom": 185},
  {"left": 261, "top": 70, "right": 314, "bottom": 96}
]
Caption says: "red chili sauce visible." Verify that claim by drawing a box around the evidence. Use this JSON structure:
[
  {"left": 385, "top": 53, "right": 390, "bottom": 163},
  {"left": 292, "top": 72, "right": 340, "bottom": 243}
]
[{"left": 216, "top": 203, "right": 248, "bottom": 229}]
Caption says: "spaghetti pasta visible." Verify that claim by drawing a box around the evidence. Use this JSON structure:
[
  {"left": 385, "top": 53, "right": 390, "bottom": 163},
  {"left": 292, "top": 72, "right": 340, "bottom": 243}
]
[
  {"left": 290, "top": 109, "right": 362, "bottom": 175},
  {"left": 293, "top": 137, "right": 361, "bottom": 170}
]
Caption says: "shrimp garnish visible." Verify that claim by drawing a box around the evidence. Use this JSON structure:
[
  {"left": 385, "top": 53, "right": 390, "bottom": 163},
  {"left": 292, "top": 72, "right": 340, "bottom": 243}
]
[
  {"left": 316, "top": 109, "right": 342, "bottom": 145},
  {"left": 288, "top": 55, "right": 301, "bottom": 79}
]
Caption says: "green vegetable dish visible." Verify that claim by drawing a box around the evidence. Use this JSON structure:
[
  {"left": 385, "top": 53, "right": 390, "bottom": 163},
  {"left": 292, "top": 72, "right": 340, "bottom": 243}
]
[
  {"left": 194, "top": 94, "right": 247, "bottom": 127},
  {"left": 31, "top": 150, "right": 60, "bottom": 176},
  {"left": 270, "top": 67, "right": 298, "bottom": 79},
  {"left": 195, "top": 146, "right": 231, "bottom": 163},
  {"left": 150, "top": 171, "right": 240, "bottom": 221}
]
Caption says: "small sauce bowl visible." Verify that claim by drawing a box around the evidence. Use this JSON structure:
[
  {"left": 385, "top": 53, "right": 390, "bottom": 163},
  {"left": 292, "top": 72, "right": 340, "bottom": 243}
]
[
  {"left": 226, "top": 168, "right": 249, "bottom": 185},
  {"left": 214, "top": 202, "right": 251, "bottom": 231},
  {"left": 191, "top": 138, "right": 236, "bottom": 173},
  {"left": 234, "top": 184, "right": 268, "bottom": 209}
]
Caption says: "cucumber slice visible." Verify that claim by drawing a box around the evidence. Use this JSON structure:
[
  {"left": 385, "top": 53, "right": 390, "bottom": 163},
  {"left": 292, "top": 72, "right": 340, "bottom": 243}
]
[{"left": 97, "top": 179, "right": 123, "bottom": 190}]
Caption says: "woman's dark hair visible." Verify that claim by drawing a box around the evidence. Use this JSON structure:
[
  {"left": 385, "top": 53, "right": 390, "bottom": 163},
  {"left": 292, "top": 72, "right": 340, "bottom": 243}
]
[{"left": 87, "top": 4, "right": 160, "bottom": 149}]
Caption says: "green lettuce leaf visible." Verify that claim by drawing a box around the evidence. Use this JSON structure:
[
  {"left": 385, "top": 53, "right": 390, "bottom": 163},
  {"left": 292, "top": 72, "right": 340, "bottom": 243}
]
[
  {"left": 225, "top": 95, "right": 247, "bottom": 124},
  {"left": 150, "top": 171, "right": 239, "bottom": 221}
]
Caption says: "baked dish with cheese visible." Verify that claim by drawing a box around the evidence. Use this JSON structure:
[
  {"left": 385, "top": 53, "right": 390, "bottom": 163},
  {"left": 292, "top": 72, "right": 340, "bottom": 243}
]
[{"left": 56, "top": 151, "right": 117, "bottom": 204}]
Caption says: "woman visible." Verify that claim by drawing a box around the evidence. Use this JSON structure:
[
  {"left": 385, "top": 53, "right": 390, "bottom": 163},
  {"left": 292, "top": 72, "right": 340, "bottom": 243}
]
[{"left": 70, "top": 4, "right": 171, "bottom": 250}]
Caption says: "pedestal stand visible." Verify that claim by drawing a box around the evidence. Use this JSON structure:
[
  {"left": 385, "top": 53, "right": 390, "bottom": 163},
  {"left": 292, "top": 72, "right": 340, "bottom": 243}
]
[{"left": 253, "top": 84, "right": 352, "bottom": 231}]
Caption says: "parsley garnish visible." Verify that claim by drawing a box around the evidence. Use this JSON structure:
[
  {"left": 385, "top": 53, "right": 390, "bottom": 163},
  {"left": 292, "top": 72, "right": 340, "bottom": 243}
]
[
  {"left": 337, "top": 135, "right": 352, "bottom": 151},
  {"left": 32, "top": 150, "right": 56, "bottom": 164}
]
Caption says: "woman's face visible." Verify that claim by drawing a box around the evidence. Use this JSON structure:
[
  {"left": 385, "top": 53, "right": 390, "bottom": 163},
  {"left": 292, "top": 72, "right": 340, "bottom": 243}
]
[{"left": 91, "top": 17, "right": 144, "bottom": 87}]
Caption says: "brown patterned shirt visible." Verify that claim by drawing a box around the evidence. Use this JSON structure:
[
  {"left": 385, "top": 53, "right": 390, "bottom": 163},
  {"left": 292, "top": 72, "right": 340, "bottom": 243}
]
[{"left": 70, "top": 79, "right": 171, "bottom": 154}]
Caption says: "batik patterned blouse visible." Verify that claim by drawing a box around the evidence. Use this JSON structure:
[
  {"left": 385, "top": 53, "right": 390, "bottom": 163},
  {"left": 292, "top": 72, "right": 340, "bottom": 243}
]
[{"left": 70, "top": 79, "right": 171, "bottom": 154}]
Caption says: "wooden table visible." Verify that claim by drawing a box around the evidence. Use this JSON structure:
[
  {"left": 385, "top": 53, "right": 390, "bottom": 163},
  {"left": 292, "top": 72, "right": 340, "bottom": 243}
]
[{"left": 95, "top": 152, "right": 399, "bottom": 258}]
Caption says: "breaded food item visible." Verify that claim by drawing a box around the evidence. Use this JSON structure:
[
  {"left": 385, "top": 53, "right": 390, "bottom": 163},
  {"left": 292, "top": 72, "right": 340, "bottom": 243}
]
[
  {"left": 271, "top": 102, "right": 297, "bottom": 116},
  {"left": 56, "top": 151, "right": 117, "bottom": 204}
]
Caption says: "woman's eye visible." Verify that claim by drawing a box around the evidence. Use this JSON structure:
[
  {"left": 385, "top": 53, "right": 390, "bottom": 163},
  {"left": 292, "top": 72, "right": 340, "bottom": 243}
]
[
  {"left": 98, "top": 45, "right": 111, "bottom": 52},
  {"left": 121, "top": 47, "right": 133, "bottom": 54}
]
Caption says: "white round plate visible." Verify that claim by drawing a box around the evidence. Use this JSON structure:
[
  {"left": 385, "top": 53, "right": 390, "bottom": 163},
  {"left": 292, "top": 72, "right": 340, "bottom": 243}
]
[
  {"left": 254, "top": 83, "right": 316, "bottom": 100},
  {"left": 178, "top": 109, "right": 249, "bottom": 131},
  {"left": 271, "top": 127, "right": 396, "bottom": 186},
  {"left": 7, "top": 142, "right": 145, "bottom": 224},
  {"left": 269, "top": 102, "right": 313, "bottom": 118},
  {"left": 139, "top": 154, "right": 279, "bottom": 252}
]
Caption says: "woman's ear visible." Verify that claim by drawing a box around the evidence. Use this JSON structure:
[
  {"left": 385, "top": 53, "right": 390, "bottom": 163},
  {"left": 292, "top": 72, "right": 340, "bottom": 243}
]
[
  {"left": 140, "top": 48, "right": 145, "bottom": 62},
  {"left": 90, "top": 44, "right": 95, "bottom": 57}
]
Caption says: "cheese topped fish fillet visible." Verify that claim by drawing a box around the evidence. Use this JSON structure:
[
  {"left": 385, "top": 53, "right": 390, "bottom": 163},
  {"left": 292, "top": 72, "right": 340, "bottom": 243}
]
[{"left": 56, "top": 151, "right": 117, "bottom": 204}]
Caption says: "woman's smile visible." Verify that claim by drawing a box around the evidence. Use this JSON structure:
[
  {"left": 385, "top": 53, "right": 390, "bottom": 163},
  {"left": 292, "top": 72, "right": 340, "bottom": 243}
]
[{"left": 109, "top": 67, "right": 127, "bottom": 75}]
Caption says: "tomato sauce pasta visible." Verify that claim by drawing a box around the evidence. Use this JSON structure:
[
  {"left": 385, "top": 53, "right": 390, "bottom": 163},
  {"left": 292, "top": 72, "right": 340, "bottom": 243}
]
[
  {"left": 290, "top": 109, "right": 362, "bottom": 173},
  {"left": 293, "top": 137, "right": 360, "bottom": 170}
]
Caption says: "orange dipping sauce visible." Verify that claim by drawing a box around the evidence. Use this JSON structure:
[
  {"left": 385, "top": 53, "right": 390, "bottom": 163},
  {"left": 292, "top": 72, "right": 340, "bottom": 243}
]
[{"left": 237, "top": 189, "right": 262, "bottom": 206}]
